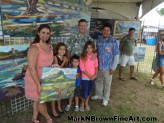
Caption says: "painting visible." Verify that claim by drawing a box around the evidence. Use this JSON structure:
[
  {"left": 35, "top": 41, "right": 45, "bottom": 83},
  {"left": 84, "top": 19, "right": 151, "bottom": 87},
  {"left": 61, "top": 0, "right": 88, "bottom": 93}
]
[
  {"left": 0, "top": 45, "right": 28, "bottom": 101},
  {"left": 39, "top": 67, "right": 77, "bottom": 103},
  {"left": 1, "top": 0, "right": 92, "bottom": 39},
  {"left": 133, "top": 47, "right": 146, "bottom": 62},
  {"left": 90, "top": 18, "right": 115, "bottom": 39},
  {"left": 114, "top": 20, "right": 141, "bottom": 40}
]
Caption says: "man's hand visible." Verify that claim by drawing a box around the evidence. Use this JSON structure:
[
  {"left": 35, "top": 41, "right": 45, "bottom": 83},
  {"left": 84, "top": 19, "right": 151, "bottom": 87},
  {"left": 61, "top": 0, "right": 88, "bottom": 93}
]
[{"left": 110, "top": 69, "right": 115, "bottom": 75}]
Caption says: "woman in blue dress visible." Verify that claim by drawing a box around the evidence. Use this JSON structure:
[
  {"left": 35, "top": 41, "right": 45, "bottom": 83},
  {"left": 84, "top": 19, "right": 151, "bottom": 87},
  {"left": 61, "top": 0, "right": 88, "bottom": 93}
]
[{"left": 157, "top": 39, "right": 164, "bottom": 90}]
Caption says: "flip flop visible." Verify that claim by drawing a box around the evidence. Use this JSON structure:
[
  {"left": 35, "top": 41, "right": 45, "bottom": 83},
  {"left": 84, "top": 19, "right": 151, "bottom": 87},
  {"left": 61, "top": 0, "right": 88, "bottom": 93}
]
[
  {"left": 130, "top": 77, "right": 138, "bottom": 80},
  {"left": 118, "top": 77, "right": 126, "bottom": 81}
]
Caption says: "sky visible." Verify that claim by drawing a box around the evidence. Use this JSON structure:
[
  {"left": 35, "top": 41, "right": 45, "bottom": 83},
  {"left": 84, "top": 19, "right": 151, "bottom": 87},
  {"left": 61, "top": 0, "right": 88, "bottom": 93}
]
[{"left": 140, "top": 2, "right": 164, "bottom": 27}]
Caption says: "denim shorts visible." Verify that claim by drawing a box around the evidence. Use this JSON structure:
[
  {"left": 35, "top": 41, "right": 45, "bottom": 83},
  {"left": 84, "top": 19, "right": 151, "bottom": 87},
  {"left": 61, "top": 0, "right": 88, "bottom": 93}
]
[
  {"left": 81, "top": 80, "right": 94, "bottom": 99},
  {"left": 74, "top": 86, "right": 81, "bottom": 97}
]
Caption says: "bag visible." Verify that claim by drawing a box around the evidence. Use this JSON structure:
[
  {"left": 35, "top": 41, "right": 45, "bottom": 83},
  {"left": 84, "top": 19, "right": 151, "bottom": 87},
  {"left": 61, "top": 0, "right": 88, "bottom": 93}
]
[{"left": 152, "top": 54, "right": 158, "bottom": 72}]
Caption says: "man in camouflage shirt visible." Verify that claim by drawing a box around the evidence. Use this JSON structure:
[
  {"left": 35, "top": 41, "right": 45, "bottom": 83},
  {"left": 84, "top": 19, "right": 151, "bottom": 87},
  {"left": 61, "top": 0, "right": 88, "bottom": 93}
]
[
  {"left": 118, "top": 28, "right": 137, "bottom": 81},
  {"left": 66, "top": 19, "right": 93, "bottom": 58}
]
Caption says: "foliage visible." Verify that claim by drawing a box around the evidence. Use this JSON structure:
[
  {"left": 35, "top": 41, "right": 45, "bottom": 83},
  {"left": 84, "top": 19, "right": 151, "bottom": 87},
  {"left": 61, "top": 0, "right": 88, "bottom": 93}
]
[{"left": 156, "top": 8, "right": 164, "bottom": 16}]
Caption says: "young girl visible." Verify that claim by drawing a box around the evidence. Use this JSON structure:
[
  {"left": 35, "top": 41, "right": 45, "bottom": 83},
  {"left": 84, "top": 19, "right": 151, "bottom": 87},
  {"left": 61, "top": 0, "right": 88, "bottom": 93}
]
[
  {"left": 79, "top": 40, "right": 98, "bottom": 111},
  {"left": 51, "top": 42, "right": 68, "bottom": 118}
]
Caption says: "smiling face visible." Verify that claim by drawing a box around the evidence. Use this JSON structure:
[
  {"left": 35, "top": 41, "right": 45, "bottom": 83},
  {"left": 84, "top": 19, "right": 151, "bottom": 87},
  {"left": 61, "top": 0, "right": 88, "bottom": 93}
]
[
  {"left": 58, "top": 45, "right": 66, "bottom": 56},
  {"left": 78, "top": 22, "right": 87, "bottom": 35},
  {"left": 102, "top": 27, "right": 111, "bottom": 38},
  {"left": 38, "top": 28, "right": 51, "bottom": 42},
  {"left": 86, "top": 45, "right": 94, "bottom": 54},
  {"left": 129, "top": 30, "right": 135, "bottom": 38},
  {"left": 71, "top": 59, "right": 79, "bottom": 68}
]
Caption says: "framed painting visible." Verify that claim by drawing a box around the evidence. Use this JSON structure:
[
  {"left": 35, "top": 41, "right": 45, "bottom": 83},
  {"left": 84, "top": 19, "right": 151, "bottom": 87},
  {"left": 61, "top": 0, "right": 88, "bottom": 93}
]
[
  {"left": 133, "top": 47, "right": 146, "bottom": 62},
  {"left": 40, "top": 67, "right": 77, "bottom": 103},
  {"left": 113, "top": 20, "right": 141, "bottom": 40}
]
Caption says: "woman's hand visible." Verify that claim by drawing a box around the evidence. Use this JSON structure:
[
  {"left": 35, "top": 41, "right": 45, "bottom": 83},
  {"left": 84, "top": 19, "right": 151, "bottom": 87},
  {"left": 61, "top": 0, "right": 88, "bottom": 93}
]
[{"left": 37, "top": 84, "right": 42, "bottom": 94}]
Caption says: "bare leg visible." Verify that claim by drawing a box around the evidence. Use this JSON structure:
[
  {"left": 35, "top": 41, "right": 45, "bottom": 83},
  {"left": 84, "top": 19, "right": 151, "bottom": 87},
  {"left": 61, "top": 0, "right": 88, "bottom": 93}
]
[
  {"left": 159, "top": 66, "right": 164, "bottom": 85},
  {"left": 57, "top": 100, "right": 63, "bottom": 112},
  {"left": 68, "top": 98, "right": 73, "bottom": 106},
  {"left": 32, "top": 101, "right": 39, "bottom": 120},
  {"left": 130, "top": 65, "right": 134, "bottom": 77},
  {"left": 152, "top": 68, "right": 160, "bottom": 79},
  {"left": 85, "top": 96, "right": 90, "bottom": 106},
  {"left": 51, "top": 101, "right": 59, "bottom": 116},
  {"left": 38, "top": 103, "right": 54, "bottom": 123},
  {"left": 119, "top": 66, "right": 124, "bottom": 78},
  {"left": 75, "top": 96, "right": 79, "bottom": 106}
]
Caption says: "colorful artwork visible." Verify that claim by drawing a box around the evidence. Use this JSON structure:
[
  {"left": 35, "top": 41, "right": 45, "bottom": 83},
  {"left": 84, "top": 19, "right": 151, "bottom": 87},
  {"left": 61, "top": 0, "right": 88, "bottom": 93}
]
[
  {"left": 114, "top": 20, "right": 141, "bottom": 40},
  {"left": 40, "top": 67, "right": 77, "bottom": 103},
  {"left": 90, "top": 18, "right": 115, "bottom": 39},
  {"left": 133, "top": 47, "right": 146, "bottom": 62},
  {"left": 0, "top": 45, "right": 28, "bottom": 101},
  {"left": 1, "top": 0, "right": 92, "bottom": 38}
]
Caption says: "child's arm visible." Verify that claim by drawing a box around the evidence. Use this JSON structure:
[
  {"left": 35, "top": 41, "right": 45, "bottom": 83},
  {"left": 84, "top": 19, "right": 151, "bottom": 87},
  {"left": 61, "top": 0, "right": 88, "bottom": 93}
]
[
  {"left": 79, "top": 58, "right": 92, "bottom": 79},
  {"left": 60, "top": 56, "right": 68, "bottom": 67},
  {"left": 52, "top": 56, "right": 60, "bottom": 68}
]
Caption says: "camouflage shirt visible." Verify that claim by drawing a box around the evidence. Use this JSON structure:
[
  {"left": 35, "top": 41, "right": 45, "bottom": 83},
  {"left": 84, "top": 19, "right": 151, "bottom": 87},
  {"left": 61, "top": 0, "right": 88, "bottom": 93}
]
[{"left": 66, "top": 33, "right": 93, "bottom": 56}]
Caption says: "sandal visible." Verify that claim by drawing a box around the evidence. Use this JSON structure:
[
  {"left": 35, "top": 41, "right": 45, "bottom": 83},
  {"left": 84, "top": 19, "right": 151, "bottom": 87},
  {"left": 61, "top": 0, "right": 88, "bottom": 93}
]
[
  {"left": 85, "top": 105, "right": 90, "bottom": 111},
  {"left": 130, "top": 77, "right": 138, "bottom": 80},
  {"left": 79, "top": 106, "right": 84, "bottom": 112},
  {"left": 32, "top": 119, "right": 42, "bottom": 123},
  {"left": 46, "top": 118, "right": 54, "bottom": 123},
  {"left": 118, "top": 77, "right": 126, "bottom": 81}
]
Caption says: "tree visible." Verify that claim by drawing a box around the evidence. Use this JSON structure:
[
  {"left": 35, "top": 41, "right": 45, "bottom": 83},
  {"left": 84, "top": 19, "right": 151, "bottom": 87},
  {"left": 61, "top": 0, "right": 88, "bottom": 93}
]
[
  {"left": 25, "top": 0, "right": 41, "bottom": 15},
  {"left": 156, "top": 8, "right": 164, "bottom": 16}
]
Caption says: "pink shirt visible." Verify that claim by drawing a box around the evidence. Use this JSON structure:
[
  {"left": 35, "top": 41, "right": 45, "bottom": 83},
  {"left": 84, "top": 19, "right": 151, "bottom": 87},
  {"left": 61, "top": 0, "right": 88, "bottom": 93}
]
[{"left": 79, "top": 53, "right": 98, "bottom": 79}]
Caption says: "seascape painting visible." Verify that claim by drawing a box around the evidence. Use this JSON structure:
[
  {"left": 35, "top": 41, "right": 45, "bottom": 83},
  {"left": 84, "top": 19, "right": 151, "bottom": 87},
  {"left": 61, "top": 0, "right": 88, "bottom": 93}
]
[
  {"left": 114, "top": 20, "right": 141, "bottom": 40},
  {"left": 0, "top": 45, "right": 28, "bottom": 101},
  {"left": 133, "top": 47, "right": 146, "bottom": 62},
  {"left": 40, "top": 67, "right": 77, "bottom": 103},
  {"left": 1, "top": 0, "right": 92, "bottom": 38}
]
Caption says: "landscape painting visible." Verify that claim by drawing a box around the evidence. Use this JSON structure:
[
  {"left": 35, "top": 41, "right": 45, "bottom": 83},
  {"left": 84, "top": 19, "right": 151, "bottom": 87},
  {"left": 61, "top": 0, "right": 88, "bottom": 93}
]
[
  {"left": 0, "top": 45, "right": 28, "bottom": 101},
  {"left": 90, "top": 18, "right": 115, "bottom": 39},
  {"left": 40, "top": 67, "right": 77, "bottom": 103},
  {"left": 1, "top": 0, "right": 92, "bottom": 38},
  {"left": 133, "top": 47, "right": 146, "bottom": 62},
  {"left": 114, "top": 20, "right": 141, "bottom": 40}
]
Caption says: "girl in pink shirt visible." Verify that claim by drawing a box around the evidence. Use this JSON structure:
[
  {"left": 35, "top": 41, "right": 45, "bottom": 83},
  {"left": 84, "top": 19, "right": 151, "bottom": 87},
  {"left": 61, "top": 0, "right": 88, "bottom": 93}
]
[{"left": 79, "top": 40, "right": 98, "bottom": 111}]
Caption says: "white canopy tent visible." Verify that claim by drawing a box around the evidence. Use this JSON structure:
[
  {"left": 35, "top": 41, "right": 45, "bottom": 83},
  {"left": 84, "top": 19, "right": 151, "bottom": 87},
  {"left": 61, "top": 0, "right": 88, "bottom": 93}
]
[{"left": 91, "top": 0, "right": 164, "bottom": 20}]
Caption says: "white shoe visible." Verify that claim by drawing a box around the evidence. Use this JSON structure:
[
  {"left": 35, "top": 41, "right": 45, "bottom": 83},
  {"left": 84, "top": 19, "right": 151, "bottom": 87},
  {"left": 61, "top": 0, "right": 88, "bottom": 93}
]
[
  {"left": 91, "top": 95, "right": 103, "bottom": 100},
  {"left": 151, "top": 81, "right": 155, "bottom": 85},
  {"left": 102, "top": 99, "right": 108, "bottom": 106}
]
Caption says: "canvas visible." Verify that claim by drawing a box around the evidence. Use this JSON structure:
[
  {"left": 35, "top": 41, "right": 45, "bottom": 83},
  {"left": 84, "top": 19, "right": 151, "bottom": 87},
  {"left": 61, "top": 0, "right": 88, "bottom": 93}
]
[
  {"left": 114, "top": 20, "right": 141, "bottom": 40},
  {"left": 133, "top": 47, "right": 146, "bottom": 62},
  {"left": 40, "top": 67, "right": 77, "bottom": 103},
  {"left": 0, "top": 45, "right": 28, "bottom": 101}
]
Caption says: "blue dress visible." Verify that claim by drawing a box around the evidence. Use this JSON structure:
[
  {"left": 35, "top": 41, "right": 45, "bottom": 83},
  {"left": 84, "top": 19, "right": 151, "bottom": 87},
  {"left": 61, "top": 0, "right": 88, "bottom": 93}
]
[{"left": 158, "top": 43, "right": 164, "bottom": 66}]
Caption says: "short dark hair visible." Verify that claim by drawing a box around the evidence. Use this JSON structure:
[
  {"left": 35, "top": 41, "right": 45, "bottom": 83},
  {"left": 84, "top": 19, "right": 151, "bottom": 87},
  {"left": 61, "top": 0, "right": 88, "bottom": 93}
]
[
  {"left": 78, "top": 19, "right": 87, "bottom": 26},
  {"left": 71, "top": 55, "right": 80, "bottom": 62},
  {"left": 102, "top": 23, "right": 112, "bottom": 31},
  {"left": 129, "top": 28, "right": 135, "bottom": 32}
]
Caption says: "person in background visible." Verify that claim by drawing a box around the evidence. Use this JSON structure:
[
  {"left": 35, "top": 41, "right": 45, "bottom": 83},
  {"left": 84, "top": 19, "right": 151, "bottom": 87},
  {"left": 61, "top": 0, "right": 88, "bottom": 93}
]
[
  {"left": 79, "top": 41, "right": 98, "bottom": 111},
  {"left": 51, "top": 42, "right": 68, "bottom": 118},
  {"left": 92, "top": 23, "right": 119, "bottom": 106},
  {"left": 65, "top": 55, "right": 81, "bottom": 112},
  {"left": 118, "top": 28, "right": 137, "bottom": 81},
  {"left": 24, "top": 24, "right": 54, "bottom": 123},
  {"left": 156, "top": 39, "right": 164, "bottom": 90}
]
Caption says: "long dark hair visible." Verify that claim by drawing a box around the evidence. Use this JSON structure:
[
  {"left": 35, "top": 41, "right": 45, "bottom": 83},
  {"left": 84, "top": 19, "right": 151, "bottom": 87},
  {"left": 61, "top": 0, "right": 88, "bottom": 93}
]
[
  {"left": 81, "top": 40, "right": 95, "bottom": 61},
  {"left": 53, "top": 42, "right": 67, "bottom": 56},
  {"left": 31, "top": 24, "right": 51, "bottom": 45}
]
